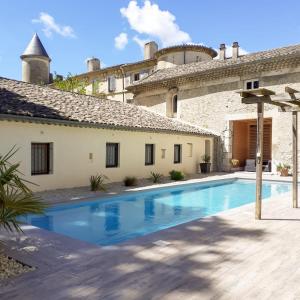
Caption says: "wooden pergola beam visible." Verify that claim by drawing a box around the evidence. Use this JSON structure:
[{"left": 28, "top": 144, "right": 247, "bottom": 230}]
[
  {"left": 293, "top": 111, "right": 298, "bottom": 208},
  {"left": 238, "top": 86, "right": 299, "bottom": 218},
  {"left": 279, "top": 106, "right": 300, "bottom": 112},
  {"left": 241, "top": 96, "right": 289, "bottom": 107},
  {"left": 238, "top": 88, "right": 276, "bottom": 98},
  {"left": 285, "top": 86, "right": 299, "bottom": 94}
]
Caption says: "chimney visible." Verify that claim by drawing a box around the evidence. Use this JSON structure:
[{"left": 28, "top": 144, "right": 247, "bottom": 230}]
[
  {"left": 219, "top": 43, "right": 226, "bottom": 60},
  {"left": 144, "top": 41, "right": 158, "bottom": 60},
  {"left": 232, "top": 42, "right": 239, "bottom": 59},
  {"left": 86, "top": 57, "right": 101, "bottom": 72}
]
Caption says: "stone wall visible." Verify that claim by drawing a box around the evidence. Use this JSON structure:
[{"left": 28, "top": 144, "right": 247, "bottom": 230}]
[{"left": 133, "top": 68, "right": 300, "bottom": 171}]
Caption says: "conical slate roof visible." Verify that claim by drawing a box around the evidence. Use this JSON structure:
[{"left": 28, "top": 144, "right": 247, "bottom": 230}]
[{"left": 21, "top": 33, "right": 50, "bottom": 60}]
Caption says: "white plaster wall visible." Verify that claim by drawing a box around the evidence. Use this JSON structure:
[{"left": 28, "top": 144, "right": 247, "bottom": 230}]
[
  {"left": 157, "top": 51, "right": 212, "bottom": 69},
  {"left": 0, "top": 121, "right": 213, "bottom": 191}
]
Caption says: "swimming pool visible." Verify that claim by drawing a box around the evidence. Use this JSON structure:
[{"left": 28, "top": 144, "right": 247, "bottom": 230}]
[{"left": 24, "top": 179, "right": 291, "bottom": 246}]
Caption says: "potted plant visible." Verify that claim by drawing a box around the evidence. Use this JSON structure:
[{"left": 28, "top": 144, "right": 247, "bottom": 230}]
[
  {"left": 276, "top": 163, "right": 291, "bottom": 176},
  {"left": 200, "top": 154, "right": 211, "bottom": 173},
  {"left": 230, "top": 159, "right": 240, "bottom": 172}
]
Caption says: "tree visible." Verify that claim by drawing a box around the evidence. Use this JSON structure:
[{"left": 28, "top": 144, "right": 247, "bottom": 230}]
[
  {"left": 0, "top": 147, "right": 46, "bottom": 232},
  {"left": 52, "top": 72, "right": 88, "bottom": 95}
]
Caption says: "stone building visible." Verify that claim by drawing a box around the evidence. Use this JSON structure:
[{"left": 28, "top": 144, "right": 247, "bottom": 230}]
[
  {"left": 0, "top": 76, "right": 215, "bottom": 191},
  {"left": 76, "top": 42, "right": 217, "bottom": 103},
  {"left": 125, "top": 42, "right": 300, "bottom": 172},
  {"left": 18, "top": 34, "right": 300, "bottom": 173},
  {"left": 20, "top": 33, "right": 51, "bottom": 85}
]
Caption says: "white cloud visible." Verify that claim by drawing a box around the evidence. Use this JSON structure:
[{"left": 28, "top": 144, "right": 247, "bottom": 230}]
[
  {"left": 226, "top": 45, "right": 248, "bottom": 57},
  {"left": 120, "top": 0, "right": 191, "bottom": 47},
  {"left": 114, "top": 32, "right": 128, "bottom": 50},
  {"left": 133, "top": 36, "right": 149, "bottom": 51},
  {"left": 32, "top": 12, "right": 76, "bottom": 38}
]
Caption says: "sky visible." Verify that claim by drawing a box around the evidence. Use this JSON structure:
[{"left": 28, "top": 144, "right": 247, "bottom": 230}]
[{"left": 1, "top": 0, "right": 300, "bottom": 80}]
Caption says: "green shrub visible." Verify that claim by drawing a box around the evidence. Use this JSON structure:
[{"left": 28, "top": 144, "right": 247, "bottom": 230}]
[
  {"left": 124, "top": 176, "right": 137, "bottom": 186},
  {"left": 150, "top": 172, "right": 163, "bottom": 183},
  {"left": 0, "top": 146, "right": 47, "bottom": 233},
  {"left": 90, "top": 174, "right": 108, "bottom": 191},
  {"left": 202, "top": 154, "right": 211, "bottom": 163},
  {"left": 169, "top": 170, "right": 185, "bottom": 181}
]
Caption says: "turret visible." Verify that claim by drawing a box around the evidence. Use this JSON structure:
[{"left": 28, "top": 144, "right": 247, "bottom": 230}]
[
  {"left": 86, "top": 57, "right": 101, "bottom": 72},
  {"left": 20, "top": 33, "right": 51, "bottom": 84}
]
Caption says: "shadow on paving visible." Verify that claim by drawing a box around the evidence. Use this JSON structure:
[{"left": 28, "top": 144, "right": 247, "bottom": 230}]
[{"left": 0, "top": 215, "right": 266, "bottom": 300}]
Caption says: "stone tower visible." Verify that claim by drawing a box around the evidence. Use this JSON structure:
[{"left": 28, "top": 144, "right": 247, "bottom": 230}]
[
  {"left": 20, "top": 33, "right": 51, "bottom": 84},
  {"left": 86, "top": 57, "right": 101, "bottom": 72}
]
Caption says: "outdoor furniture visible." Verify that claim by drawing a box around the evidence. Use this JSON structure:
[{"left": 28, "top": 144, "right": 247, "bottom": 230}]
[
  {"left": 245, "top": 159, "right": 256, "bottom": 172},
  {"left": 263, "top": 160, "right": 272, "bottom": 172}
]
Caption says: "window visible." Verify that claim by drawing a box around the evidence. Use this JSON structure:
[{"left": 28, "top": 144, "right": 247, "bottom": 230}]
[
  {"left": 31, "top": 143, "right": 52, "bottom": 175},
  {"left": 205, "top": 140, "right": 211, "bottom": 157},
  {"left": 245, "top": 80, "right": 259, "bottom": 90},
  {"left": 145, "top": 144, "right": 155, "bottom": 165},
  {"left": 172, "top": 94, "right": 178, "bottom": 114},
  {"left": 253, "top": 80, "right": 259, "bottom": 89},
  {"left": 92, "top": 79, "right": 99, "bottom": 94},
  {"left": 133, "top": 73, "right": 140, "bottom": 81},
  {"left": 140, "top": 70, "right": 149, "bottom": 80},
  {"left": 174, "top": 144, "right": 182, "bottom": 164},
  {"left": 187, "top": 143, "right": 193, "bottom": 157},
  {"left": 106, "top": 143, "right": 119, "bottom": 168},
  {"left": 108, "top": 76, "right": 116, "bottom": 92}
]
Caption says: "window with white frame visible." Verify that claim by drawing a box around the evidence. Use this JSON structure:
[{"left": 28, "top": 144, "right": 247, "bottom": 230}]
[
  {"left": 245, "top": 79, "right": 259, "bottom": 90},
  {"left": 108, "top": 76, "right": 116, "bottom": 92}
]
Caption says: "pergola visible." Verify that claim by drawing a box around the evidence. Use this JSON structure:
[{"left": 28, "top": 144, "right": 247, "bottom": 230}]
[{"left": 238, "top": 87, "right": 300, "bottom": 219}]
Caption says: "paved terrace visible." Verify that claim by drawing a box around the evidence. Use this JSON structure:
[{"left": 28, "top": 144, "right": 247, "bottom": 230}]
[{"left": 1, "top": 173, "right": 300, "bottom": 299}]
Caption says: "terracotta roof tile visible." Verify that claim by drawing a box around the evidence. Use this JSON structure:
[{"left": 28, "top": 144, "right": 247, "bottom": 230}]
[
  {"left": 0, "top": 77, "right": 215, "bottom": 136},
  {"left": 128, "top": 44, "right": 300, "bottom": 89}
]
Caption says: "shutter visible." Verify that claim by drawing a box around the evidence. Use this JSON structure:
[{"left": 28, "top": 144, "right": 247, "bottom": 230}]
[
  {"left": 248, "top": 124, "right": 271, "bottom": 160},
  {"left": 108, "top": 76, "right": 116, "bottom": 92}
]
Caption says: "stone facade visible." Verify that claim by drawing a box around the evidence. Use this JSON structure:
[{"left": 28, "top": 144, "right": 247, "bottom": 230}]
[
  {"left": 76, "top": 44, "right": 216, "bottom": 103},
  {"left": 133, "top": 66, "right": 300, "bottom": 172}
]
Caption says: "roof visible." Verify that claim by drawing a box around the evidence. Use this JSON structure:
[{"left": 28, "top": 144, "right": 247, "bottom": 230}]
[
  {"left": 0, "top": 77, "right": 215, "bottom": 137},
  {"left": 76, "top": 58, "right": 156, "bottom": 79},
  {"left": 128, "top": 43, "right": 300, "bottom": 91},
  {"left": 20, "top": 33, "right": 50, "bottom": 60},
  {"left": 155, "top": 44, "right": 217, "bottom": 59}
]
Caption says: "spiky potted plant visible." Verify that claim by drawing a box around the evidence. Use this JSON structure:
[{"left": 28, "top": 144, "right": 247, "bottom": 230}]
[
  {"left": 276, "top": 163, "right": 291, "bottom": 177},
  {"left": 200, "top": 154, "right": 211, "bottom": 173},
  {"left": 0, "top": 147, "right": 46, "bottom": 233}
]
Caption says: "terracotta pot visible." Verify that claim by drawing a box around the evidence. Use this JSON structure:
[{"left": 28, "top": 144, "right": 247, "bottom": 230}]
[{"left": 280, "top": 168, "right": 289, "bottom": 176}]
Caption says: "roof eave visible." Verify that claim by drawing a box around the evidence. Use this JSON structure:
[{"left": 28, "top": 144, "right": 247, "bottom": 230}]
[{"left": 0, "top": 114, "right": 217, "bottom": 137}]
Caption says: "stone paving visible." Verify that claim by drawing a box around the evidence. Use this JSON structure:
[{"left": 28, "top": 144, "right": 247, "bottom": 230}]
[{"left": 1, "top": 172, "right": 300, "bottom": 299}]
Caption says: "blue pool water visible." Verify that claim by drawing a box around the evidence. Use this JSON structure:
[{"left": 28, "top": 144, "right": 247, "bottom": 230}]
[{"left": 23, "top": 179, "right": 290, "bottom": 245}]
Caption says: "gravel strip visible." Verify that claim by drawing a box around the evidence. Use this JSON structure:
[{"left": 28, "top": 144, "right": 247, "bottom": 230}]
[{"left": 0, "top": 252, "right": 34, "bottom": 280}]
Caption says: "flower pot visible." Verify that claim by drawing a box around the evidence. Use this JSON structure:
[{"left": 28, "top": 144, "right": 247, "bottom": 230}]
[
  {"left": 280, "top": 169, "right": 289, "bottom": 176},
  {"left": 200, "top": 163, "right": 211, "bottom": 173}
]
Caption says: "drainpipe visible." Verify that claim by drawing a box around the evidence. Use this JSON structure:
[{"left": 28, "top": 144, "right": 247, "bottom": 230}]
[{"left": 120, "top": 65, "right": 125, "bottom": 103}]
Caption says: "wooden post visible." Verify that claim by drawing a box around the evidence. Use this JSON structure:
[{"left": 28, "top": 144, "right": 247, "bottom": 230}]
[
  {"left": 293, "top": 111, "right": 298, "bottom": 208},
  {"left": 256, "top": 102, "right": 264, "bottom": 219}
]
